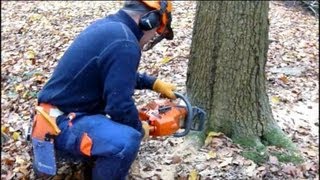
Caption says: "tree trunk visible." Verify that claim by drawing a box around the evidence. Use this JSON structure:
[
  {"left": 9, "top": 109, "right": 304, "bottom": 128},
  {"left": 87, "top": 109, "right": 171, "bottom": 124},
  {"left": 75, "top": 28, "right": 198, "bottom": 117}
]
[{"left": 186, "top": 1, "right": 300, "bottom": 163}]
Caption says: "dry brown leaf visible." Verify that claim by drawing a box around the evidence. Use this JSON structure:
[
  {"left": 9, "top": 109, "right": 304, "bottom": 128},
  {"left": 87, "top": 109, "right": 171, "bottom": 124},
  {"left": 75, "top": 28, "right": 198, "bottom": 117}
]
[
  {"left": 282, "top": 164, "right": 299, "bottom": 176},
  {"left": 218, "top": 157, "right": 233, "bottom": 168},
  {"left": 245, "top": 163, "right": 257, "bottom": 177},
  {"left": 269, "top": 155, "right": 279, "bottom": 165},
  {"left": 19, "top": 167, "right": 29, "bottom": 176},
  {"left": 257, "top": 166, "right": 266, "bottom": 171},
  {"left": 3, "top": 158, "right": 15, "bottom": 166},
  {"left": 171, "top": 155, "right": 182, "bottom": 164},
  {"left": 270, "top": 166, "right": 279, "bottom": 172},
  {"left": 279, "top": 75, "right": 289, "bottom": 84}
]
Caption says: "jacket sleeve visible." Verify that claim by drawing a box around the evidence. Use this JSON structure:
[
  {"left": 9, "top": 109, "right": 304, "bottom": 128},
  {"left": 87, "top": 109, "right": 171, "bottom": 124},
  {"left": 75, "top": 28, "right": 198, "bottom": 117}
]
[
  {"left": 99, "top": 40, "right": 142, "bottom": 132},
  {"left": 135, "top": 72, "right": 157, "bottom": 90}
]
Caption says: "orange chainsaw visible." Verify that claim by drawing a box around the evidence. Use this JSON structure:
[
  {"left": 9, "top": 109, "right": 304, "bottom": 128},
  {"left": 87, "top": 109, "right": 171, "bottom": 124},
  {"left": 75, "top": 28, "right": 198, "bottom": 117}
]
[{"left": 138, "top": 92, "right": 206, "bottom": 137}]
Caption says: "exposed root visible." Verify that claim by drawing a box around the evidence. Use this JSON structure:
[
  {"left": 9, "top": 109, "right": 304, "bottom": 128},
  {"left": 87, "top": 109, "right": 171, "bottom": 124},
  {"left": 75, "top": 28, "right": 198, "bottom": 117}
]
[
  {"left": 232, "top": 135, "right": 266, "bottom": 150},
  {"left": 262, "top": 126, "right": 296, "bottom": 151},
  {"left": 231, "top": 127, "right": 304, "bottom": 164},
  {"left": 262, "top": 126, "right": 304, "bottom": 164},
  {"left": 232, "top": 135, "right": 268, "bottom": 164}
]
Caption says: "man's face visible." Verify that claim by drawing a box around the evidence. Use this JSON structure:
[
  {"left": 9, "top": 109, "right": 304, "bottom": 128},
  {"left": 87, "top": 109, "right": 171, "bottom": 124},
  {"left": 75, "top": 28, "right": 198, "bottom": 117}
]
[{"left": 139, "top": 28, "right": 157, "bottom": 49}]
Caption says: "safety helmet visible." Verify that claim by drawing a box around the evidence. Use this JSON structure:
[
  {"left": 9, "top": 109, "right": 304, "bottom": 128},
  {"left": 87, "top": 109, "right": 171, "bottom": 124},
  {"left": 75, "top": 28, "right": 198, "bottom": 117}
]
[
  {"left": 123, "top": 0, "right": 174, "bottom": 50},
  {"left": 140, "top": 0, "right": 173, "bottom": 40}
]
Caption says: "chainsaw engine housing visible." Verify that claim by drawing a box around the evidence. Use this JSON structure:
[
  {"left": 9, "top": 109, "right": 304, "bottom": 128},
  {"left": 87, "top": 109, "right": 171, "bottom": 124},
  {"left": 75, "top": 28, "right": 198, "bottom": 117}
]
[{"left": 138, "top": 99, "right": 187, "bottom": 137}]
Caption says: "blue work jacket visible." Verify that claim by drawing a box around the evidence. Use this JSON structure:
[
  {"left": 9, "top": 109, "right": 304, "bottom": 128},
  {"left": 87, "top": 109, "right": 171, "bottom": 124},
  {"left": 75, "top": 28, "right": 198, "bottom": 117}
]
[{"left": 38, "top": 10, "right": 156, "bottom": 132}]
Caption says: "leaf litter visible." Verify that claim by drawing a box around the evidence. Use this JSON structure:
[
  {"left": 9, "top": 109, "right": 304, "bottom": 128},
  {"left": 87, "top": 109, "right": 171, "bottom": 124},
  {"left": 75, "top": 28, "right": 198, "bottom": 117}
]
[{"left": 1, "top": 1, "right": 318, "bottom": 180}]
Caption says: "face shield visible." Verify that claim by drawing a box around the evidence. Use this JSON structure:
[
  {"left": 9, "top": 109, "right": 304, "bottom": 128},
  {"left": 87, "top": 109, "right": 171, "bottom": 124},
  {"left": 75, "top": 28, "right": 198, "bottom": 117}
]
[{"left": 142, "top": 1, "right": 174, "bottom": 51}]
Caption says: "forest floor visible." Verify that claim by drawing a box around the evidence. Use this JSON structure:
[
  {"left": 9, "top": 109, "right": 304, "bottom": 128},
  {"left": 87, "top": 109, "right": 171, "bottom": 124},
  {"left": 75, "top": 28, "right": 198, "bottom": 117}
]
[{"left": 1, "top": 1, "right": 319, "bottom": 180}]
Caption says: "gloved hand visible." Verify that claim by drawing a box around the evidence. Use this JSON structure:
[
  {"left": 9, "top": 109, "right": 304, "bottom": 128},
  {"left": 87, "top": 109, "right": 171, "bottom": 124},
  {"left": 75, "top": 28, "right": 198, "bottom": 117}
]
[
  {"left": 152, "top": 79, "right": 177, "bottom": 99},
  {"left": 141, "top": 121, "right": 150, "bottom": 140}
]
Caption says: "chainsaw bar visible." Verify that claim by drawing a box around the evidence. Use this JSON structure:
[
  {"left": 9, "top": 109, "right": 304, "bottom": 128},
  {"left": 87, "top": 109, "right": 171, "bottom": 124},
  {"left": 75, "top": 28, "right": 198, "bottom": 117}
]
[
  {"left": 173, "top": 93, "right": 206, "bottom": 137},
  {"left": 190, "top": 106, "right": 206, "bottom": 131}
]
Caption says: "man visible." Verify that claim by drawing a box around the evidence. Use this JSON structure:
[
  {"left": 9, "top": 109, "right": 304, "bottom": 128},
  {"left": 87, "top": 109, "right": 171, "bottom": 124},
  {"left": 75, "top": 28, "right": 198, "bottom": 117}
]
[{"left": 33, "top": 0, "right": 176, "bottom": 179}]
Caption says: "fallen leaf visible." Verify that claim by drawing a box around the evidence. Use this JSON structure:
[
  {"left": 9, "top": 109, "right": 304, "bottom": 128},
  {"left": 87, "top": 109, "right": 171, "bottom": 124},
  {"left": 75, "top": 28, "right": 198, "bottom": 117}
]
[
  {"left": 5, "top": 171, "right": 15, "bottom": 180},
  {"left": 304, "top": 149, "right": 317, "bottom": 157},
  {"left": 188, "top": 169, "right": 199, "bottom": 180},
  {"left": 171, "top": 155, "right": 182, "bottom": 164},
  {"left": 2, "top": 126, "right": 9, "bottom": 134},
  {"left": 279, "top": 75, "right": 289, "bottom": 84},
  {"left": 219, "top": 157, "right": 233, "bottom": 168},
  {"left": 19, "top": 167, "right": 29, "bottom": 176},
  {"left": 161, "top": 56, "right": 173, "bottom": 64},
  {"left": 22, "top": 91, "right": 29, "bottom": 99},
  {"left": 282, "top": 164, "right": 299, "bottom": 176},
  {"left": 211, "top": 138, "right": 224, "bottom": 147},
  {"left": 257, "top": 166, "right": 266, "bottom": 171},
  {"left": 207, "top": 131, "right": 223, "bottom": 137},
  {"left": 269, "top": 155, "right": 279, "bottom": 165},
  {"left": 15, "top": 156, "right": 25, "bottom": 165},
  {"left": 270, "top": 166, "right": 279, "bottom": 172},
  {"left": 271, "top": 96, "right": 280, "bottom": 104},
  {"left": 4, "top": 158, "right": 15, "bottom": 166},
  {"left": 26, "top": 50, "right": 36, "bottom": 59},
  {"left": 245, "top": 163, "right": 257, "bottom": 177},
  {"left": 15, "top": 84, "right": 24, "bottom": 92},
  {"left": 12, "top": 131, "right": 20, "bottom": 141},
  {"left": 204, "top": 131, "right": 223, "bottom": 146},
  {"left": 204, "top": 137, "right": 212, "bottom": 146},
  {"left": 206, "top": 150, "right": 217, "bottom": 160},
  {"left": 300, "top": 162, "right": 314, "bottom": 171},
  {"left": 29, "top": 13, "right": 42, "bottom": 22}
]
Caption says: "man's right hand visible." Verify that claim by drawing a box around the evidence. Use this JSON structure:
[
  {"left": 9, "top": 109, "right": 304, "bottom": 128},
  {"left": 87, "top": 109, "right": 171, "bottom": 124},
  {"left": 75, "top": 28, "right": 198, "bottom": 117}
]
[{"left": 141, "top": 121, "right": 150, "bottom": 140}]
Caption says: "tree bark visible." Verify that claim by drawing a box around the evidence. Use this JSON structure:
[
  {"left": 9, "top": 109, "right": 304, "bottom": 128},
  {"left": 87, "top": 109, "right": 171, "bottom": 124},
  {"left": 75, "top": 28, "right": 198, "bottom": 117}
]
[{"left": 186, "top": 1, "right": 299, "bottom": 161}]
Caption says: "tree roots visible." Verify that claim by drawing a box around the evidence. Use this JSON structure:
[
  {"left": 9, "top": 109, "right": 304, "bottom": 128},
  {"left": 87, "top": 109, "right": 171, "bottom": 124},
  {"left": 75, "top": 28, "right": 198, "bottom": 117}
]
[{"left": 232, "top": 126, "right": 303, "bottom": 164}]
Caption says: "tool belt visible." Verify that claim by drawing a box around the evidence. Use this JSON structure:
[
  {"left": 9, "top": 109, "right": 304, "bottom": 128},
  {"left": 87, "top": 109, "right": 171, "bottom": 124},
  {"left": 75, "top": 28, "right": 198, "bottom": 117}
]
[{"left": 30, "top": 103, "right": 64, "bottom": 176}]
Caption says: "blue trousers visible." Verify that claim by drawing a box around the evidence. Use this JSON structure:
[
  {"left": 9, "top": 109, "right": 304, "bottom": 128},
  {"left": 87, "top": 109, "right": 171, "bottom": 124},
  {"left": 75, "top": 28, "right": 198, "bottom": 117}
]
[{"left": 55, "top": 113, "right": 142, "bottom": 180}]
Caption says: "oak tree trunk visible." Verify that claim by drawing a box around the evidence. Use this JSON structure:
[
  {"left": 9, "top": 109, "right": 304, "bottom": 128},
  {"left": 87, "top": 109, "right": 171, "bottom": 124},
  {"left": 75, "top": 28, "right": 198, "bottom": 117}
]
[{"left": 186, "top": 1, "right": 300, "bottom": 162}]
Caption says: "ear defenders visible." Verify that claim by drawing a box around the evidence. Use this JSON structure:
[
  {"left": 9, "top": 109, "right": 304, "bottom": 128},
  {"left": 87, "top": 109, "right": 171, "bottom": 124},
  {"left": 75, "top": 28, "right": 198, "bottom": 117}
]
[{"left": 139, "top": 1, "right": 168, "bottom": 31}]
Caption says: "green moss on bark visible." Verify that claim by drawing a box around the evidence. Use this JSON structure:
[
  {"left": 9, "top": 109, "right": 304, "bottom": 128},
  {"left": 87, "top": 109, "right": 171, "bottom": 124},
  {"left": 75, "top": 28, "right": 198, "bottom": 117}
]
[
  {"left": 230, "top": 129, "right": 303, "bottom": 164},
  {"left": 233, "top": 135, "right": 268, "bottom": 164},
  {"left": 242, "top": 150, "right": 268, "bottom": 164},
  {"left": 233, "top": 136, "right": 265, "bottom": 150},
  {"left": 263, "top": 126, "right": 296, "bottom": 151},
  {"left": 271, "top": 151, "right": 304, "bottom": 164}
]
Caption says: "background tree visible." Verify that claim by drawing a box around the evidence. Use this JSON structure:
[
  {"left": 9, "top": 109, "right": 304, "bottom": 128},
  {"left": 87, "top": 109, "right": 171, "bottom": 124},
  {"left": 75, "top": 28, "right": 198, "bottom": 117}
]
[{"left": 186, "top": 1, "right": 302, "bottom": 163}]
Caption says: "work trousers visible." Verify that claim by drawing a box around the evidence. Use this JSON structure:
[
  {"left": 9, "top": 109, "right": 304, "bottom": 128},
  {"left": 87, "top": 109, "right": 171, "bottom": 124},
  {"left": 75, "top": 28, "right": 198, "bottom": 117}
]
[{"left": 55, "top": 113, "right": 142, "bottom": 180}]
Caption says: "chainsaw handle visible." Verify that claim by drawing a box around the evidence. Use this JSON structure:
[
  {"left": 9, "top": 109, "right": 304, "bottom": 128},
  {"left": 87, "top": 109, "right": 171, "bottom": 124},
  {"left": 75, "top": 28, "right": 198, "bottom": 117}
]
[{"left": 173, "top": 92, "right": 193, "bottom": 137}]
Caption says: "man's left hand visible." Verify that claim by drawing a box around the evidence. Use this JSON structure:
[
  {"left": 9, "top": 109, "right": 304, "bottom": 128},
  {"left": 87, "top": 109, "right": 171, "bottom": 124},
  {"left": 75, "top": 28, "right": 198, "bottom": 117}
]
[{"left": 152, "top": 79, "right": 176, "bottom": 99}]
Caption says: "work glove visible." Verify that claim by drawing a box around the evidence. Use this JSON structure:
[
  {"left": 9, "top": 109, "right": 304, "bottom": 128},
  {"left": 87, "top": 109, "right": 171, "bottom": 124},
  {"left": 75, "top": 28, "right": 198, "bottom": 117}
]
[
  {"left": 152, "top": 79, "right": 177, "bottom": 99},
  {"left": 141, "top": 121, "right": 150, "bottom": 140}
]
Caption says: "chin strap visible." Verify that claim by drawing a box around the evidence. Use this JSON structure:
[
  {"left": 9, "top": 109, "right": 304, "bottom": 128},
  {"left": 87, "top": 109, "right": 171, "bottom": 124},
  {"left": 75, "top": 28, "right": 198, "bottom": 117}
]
[
  {"left": 143, "top": 24, "right": 174, "bottom": 51},
  {"left": 143, "top": 35, "right": 165, "bottom": 51}
]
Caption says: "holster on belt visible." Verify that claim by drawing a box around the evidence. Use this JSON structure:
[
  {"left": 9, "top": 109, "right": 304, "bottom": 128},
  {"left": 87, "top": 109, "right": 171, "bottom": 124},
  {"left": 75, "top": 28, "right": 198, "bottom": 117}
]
[{"left": 30, "top": 103, "right": 63, "bottom": 176}]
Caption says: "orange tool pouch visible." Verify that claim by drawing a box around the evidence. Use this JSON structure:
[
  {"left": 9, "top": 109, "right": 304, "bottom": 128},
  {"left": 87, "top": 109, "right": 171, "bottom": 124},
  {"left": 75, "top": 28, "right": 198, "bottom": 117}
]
[{"left": 31, "top": 103, "right": 63, "bottom": 140}]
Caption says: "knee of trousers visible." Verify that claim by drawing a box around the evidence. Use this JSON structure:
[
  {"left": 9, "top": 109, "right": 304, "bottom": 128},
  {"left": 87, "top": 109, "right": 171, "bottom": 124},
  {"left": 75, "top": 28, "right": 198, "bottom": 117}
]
[{"left": 115, "top": 128, "right": 141, "bottom": 161}]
